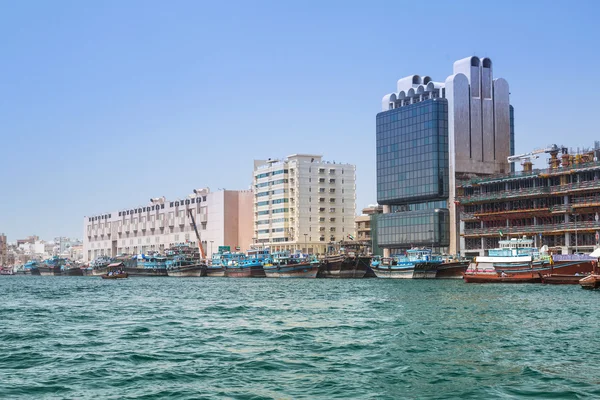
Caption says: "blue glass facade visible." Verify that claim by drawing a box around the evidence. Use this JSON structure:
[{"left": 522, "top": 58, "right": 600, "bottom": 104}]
[
  {"left": 376, "top": 99, "right": 449, "bottom": 203},
  {"left": 378, "top": 209, "right": 450, "bottom": 248},
  {"left": 375, "top": 98, "right": 450, "bottom": 250}
]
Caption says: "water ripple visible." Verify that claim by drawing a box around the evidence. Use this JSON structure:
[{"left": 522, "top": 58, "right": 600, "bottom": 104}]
[{"left": 0, "top": 277, "right": 599, "bottom": 399}]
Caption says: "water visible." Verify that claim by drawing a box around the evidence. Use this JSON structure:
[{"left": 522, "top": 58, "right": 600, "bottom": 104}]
[{"left": 1, "top": 277, "right": 599, "bottom": 399}]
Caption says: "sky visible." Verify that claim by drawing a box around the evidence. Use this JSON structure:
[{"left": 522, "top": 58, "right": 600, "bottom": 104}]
[{"left": 1, "top": 0, "right": 599, "bottom": 241}]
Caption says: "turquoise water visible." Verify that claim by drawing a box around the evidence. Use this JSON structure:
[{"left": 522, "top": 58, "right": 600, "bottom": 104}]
[{"left": 1, "top": 277, "right": 599, "bottom": 399}]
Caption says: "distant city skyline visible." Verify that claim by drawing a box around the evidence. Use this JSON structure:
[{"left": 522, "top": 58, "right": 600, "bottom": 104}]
[{"left": 1, "top": 0, "right": 599, "bottom": 240}]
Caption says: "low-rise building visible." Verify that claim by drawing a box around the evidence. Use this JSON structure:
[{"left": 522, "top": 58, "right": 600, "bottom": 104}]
[
  {"left": 83, "top": 188, "right": 253, "bottom": 262},
  {"left": 355, "top": 205, "right": 383, "bottom": 253}
]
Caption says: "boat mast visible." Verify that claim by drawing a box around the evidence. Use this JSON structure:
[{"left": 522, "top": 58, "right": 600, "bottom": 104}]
[{"left": 187, "top": 209, "right": 206, "bottom": 260}]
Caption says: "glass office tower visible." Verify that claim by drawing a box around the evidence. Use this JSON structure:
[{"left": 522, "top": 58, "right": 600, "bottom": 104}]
[
  {"left": 376, "top": 98, "right": 450, "bottom": 252},
  {"left": 376, "top": 56, "right": 513, "bottom": 255}
]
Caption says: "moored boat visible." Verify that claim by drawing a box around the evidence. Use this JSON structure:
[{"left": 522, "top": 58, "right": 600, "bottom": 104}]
[
  {"left": 371, "top": 249, "right": 443, "bottom": 279},
  {"left": 263, "top": 251, "right": 320, "bottom": 278},
  {"left": 125, "top": 254, "right": 168, "bottom": 277},
  {"left": 225, "top": 249, "right": 268, "bottom": 278},
  {"left": 463, "top": 237, "right": 594, "bottom": 283},
  {"left": 165, "top": 244, "right": 207, "bottom": 277},
  {"left": 319, "top": 254, "right": 371, "bottom": 278},
  {"left": 206, "top": 254, "right": 226, "bottom": 277},
  {"left": 166, "top": 256, "right": 207, "bottom": 277},
  {"left": 38, "top": 256, "right": 66, "bottom": 276}
]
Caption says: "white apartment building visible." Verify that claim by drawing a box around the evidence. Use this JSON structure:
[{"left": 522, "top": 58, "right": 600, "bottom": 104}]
[
  {"left": 253, "top": 154, "right": 356, "bottom": 254},
  {"left": 83, "top": 188, "right": 253, "bottom": 262}
]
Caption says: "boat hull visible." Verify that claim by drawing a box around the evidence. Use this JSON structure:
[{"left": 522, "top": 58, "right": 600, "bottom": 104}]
[
  {"left": 167, "top": 264, "right": 207, "bottom": 277},
  {"left": 435, "top": 261, "right": 469, "bottom": 279},
  {"left": 540, "top": 274, "right": 587, "bottom": 285},
  {"left": 580, "top": 274, "right": 600, "bottom": 289},
  {"left": 225, "top": 265, "right": 266, "bottom": 278},
  {"left": 101, "top": 273, "right": 129, "bottom": 279},
  {"left": 63, "top": 267, "right": 84, "bottom": 276},
  {"left": 263, "top": 263, "right": 319, "bottom": 278},
  {"left": 412, "top": 262, "right": 442, "bottom": 279},
  {"left": 464, "top": 259, "right": 594, "bottom": 283},
  {"left": 319, "top": 255, "right": 370, "bottom": 278},
  {"left": 38, "top": 266, "right": 62, "bottom": 276},
  {"left": 123, "top": 267, "right": 168, "bottom": 277},
  {"left": 372, "top": 267, "right": 414, "bottom": 279},
  {"left": 463, "top": 273, "right": 541, "bottom": 283},
  {"left": 206, "top": 267, "right": 226, "bottom": 277}
]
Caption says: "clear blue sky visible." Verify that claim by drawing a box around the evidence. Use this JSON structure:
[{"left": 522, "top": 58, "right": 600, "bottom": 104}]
[{"left": 1, "top": 0, "right": 599, "bottom": 241}]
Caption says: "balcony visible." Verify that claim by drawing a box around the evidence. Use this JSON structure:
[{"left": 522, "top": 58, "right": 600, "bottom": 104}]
[
  {"left": 458, "top": 179, "right": 600, "bottom": 205},
  {"left": 125, "top": 224, "right": 131, "bottom": 233},
  {"left": 463, "top": 221, "right": 600, "bottom": 237},
  {"left": 141, "top": 222, "right": 147, "bottom": 231},
  {"left": 159, "top": 220, "right": 165, "bottom": 228},
  {"left": 132, "top": 224, "right": 139, "bottom": 232},
  {"left": 117, "top": 225, "right": 123, "bottom": 233},
  {"left": 198, "top": 213, "right": 208, "bottom": 223},
  {"left": 168, "top": 218, "right": 175, "bottom": 227},
  {"left": 178, "top": 217, "right": 186, "bottom": 226}
]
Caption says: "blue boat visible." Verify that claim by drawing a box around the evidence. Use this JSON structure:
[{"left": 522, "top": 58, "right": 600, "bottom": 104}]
[
  {"left": 371, "top": 249, "right": 443, "bottom": 279},
  {"left": 23, "top": 260, "right": 40, "bottom": 275},
  {"left": 130, "top": 254, "right": 168, "bottom": 276},
  {"left": 225, "top": 249, "right": 269, "bottom": 278},
  {"left": 39, "top": 256, "right": 66, "bottom": 276},
  {"left": 263, "top": 251, "right": 320, "bottom": 278}
]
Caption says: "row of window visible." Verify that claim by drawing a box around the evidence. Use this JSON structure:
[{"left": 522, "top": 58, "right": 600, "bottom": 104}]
[
  {"left": 256, "top": 189, "right": 287, "bottom": 197},
  {"left": 255, "top": 169, "right": 289, "bottom": 179},
  {"left": 255, "top": 179, "right": 288, "bottom": 188}
]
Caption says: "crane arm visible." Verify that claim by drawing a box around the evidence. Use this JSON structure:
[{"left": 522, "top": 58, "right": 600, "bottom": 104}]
[
  {"left": 507, "top": 144, "right": 561, "bottom": 164},
  {"left": 187, "top": 209, "right": 206, "bottom": 259}
]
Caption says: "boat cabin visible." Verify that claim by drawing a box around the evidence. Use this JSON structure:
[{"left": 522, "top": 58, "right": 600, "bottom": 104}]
[{"left": 487, "top": 237, "right": 539, "bottom": 258}]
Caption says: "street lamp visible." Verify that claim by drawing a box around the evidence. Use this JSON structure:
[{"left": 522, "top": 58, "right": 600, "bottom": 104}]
[{"left": 303, "top": 233, "right": 308, "bottom": 254}]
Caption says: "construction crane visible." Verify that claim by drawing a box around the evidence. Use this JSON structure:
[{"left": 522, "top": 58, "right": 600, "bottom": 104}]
[
  {"left": 187, "top": 209, "right": 206, "bottom": 260},
  {"left": 507, "top": 144, "right": 565, "bottom": 172}
]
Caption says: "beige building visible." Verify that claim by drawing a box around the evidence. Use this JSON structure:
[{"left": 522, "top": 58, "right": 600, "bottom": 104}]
[
  {"left": 0, "top": 234, "right": 6, "bottom": 265},
  {"left": 253, "top": 154, "right": 356, "bottom": 254},
  {"left": 83, "top": 188, "right": 253, "bottom": 262},
  {"left": 355, "top": 205, "right": 383, "bottom": 245}
]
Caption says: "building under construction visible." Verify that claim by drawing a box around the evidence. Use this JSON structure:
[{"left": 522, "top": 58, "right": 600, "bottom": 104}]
[{"left": 456, "top": 142, "right": 600, "bottom": 257}]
